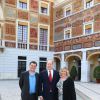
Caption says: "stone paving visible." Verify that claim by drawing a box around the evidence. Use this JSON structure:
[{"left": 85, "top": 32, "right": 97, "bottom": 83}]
[
  {"left": 0, "top": 80, "right": 21, "bottom": 100},
  {"left": 1, "top": 80, "right": 99, "bottom": 100}
]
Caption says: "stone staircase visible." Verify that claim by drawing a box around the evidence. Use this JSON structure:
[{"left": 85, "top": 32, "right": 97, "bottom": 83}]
[{"left": 75, "top": 82, "right": 100, "bottom": 100}]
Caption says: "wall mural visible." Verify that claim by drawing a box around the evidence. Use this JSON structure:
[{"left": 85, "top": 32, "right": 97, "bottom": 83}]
[
  {"left": 54, "top": 4, "right": 100, "bottom": 42},
  {"left": 30, "top": 0, "right": 38, "bottom": 12},
  {"left": 30, "top": 28, "right": 37, "bottom": 38},
  {"left": 39, "top": 16, "right": 49, "bottom": 24},
  {"left": 18, "top": 10, "right": 29, "bottom": 20},
  {"left": 5, "top": 7, "right": 16, "bottom": 19},
  {"left": 30, "top": 15, "right": 38, "bottom": 23}
]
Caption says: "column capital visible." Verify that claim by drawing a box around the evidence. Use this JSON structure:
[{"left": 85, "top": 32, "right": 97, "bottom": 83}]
[
  {"left": 82, "top": 50, "right": 87, "bottom": 61},
  {"left": 61, "top": 52, "right": 65, "bottom": 55}
]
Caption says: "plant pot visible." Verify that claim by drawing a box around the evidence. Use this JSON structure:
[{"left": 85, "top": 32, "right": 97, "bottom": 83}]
[{"left": 96, "top": 79, "right": 100, "bottom": 83}]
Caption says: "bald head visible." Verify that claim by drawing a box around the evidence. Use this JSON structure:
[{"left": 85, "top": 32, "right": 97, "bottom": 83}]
[{"left": 46, "top": 60, "right": 54, "bottom": 70}]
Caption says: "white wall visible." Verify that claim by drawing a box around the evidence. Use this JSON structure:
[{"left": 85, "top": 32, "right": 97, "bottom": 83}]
[{"left": 0, "top": 48, "right": 54, "bottom": 79}]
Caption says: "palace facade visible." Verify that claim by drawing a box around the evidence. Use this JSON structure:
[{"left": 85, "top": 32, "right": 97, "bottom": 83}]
[
  {"left": 54, "top": 0, "right": 100, "bottom": 82},
  {"left": 0, "top": 0, "right": 54, "bottom": 79}
]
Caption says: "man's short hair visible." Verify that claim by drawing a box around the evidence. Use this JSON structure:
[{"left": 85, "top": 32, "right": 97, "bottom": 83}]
[{"left": 29, "top": 61, "right": 37, "bottom": 66}]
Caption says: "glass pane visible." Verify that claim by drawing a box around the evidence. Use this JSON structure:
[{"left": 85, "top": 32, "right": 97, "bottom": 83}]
[
  {"left": 40, "top": 57, "right": 47, "bottom": 61},
  {"left": 19, "top": 2, "right": 27, "bottom": 10},
  {"left": 66, "top": 10, "right": 71, "bottom": 16},
  {"left": 18, "top": 25, "right": 27, "bottom": 43},
  {"left": 40, "top": 28, "right": 48, "bottom": 46},
  {"left": 18, "top": 56, "right": 26, "bottom": 60},
  {"left": 85, "top": 28, "right": 92, "bottom": 34},
  {"left": 41, "top": 7, "right": 47, "bottom": 14}
]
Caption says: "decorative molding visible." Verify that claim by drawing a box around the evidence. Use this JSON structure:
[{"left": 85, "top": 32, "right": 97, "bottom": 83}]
[
  {"left": 87, "top": 49, "right": 100, "bottom": 60},
  {"left": 5, "top": 0, "right": 16, "bottom": 5},
  {"left": 64, "top": 51, "right": 82, "bottom": 60},
  {"left": 55, "top": 32, "right": 100, "bottom": 52}
]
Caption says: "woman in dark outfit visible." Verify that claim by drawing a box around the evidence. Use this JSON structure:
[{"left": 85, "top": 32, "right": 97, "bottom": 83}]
[{"left": 57, "top": 67, "right": 76, "bottom": 100}]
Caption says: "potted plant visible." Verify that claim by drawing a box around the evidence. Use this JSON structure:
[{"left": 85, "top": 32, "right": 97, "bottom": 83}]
[
  {"left": 70, "top": 66, "right": 78, "bottom": 80},
  {"left": 93, "top": 66, "right": 100, "bottom": 83}
]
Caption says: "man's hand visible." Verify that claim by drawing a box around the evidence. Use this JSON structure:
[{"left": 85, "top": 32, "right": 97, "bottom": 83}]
[{"left": 39, "top": 96, "right": 44, "bottom": 100}]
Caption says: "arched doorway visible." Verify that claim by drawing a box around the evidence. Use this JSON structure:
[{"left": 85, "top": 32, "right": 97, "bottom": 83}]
[
  {"left": 88, "top": 53, "right": 100, "bottom": 82},
  {"left": 66, "top": 55, "right": 81, "bottom": 81},
  {"left": 54, "top": 57, "right": 60, "bottom": 71}
]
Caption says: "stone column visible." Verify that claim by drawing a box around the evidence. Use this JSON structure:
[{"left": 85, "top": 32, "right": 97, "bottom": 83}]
[
  {"left": 61, "top": 53, "right": 67, "bottom": 68},
  {"left": 81, "top": 50, "right": 90, "bottom": 82}
]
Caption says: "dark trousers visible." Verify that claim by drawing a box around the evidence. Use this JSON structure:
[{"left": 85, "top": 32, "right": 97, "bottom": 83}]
[
  {"left": 22, "top": 93, "right": 37, "bottom": 100},
  {"left": 44, "top": 93, "right": 55, "bottom": 100},
  {"left": 29, "top": 93, "right": 37, "bottom": 100}
]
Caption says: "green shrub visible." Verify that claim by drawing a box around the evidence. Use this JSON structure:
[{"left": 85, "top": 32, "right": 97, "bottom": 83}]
[
  {"left": 93, "top": 66, "right": 100, "bottom": 79},
  {"left": 70, "top": 66, "right": 78, "bottom": 80}
]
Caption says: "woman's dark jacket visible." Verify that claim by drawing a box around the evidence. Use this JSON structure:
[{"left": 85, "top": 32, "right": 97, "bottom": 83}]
[{"left": 63, "top": 77, "right": 76, "bottom": 100}]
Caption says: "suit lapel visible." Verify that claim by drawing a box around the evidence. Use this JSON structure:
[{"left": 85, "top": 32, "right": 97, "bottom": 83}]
[
  {"left": 52, "top": 70, "right": 56, "bottom": 83},
  {"left": 35, "top": 73, "right": 37, "bottom": 91},
  {"left": 46, "top": 70, "right": 50, "bottom": 83},
  {"left": 27, "top": 71, "right": 29, "bottom": 92},
  {"left": 35, "top": 73, "right": 37, "bottom": 84}
]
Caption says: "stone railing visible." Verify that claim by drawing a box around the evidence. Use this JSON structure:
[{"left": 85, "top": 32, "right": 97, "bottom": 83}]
[{"left": 18, "top": 42, "right": 27, "bottom": 49}]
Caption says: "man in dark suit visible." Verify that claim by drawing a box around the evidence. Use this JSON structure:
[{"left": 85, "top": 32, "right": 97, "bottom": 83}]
[
  {"left": 19, "top": 61, "right": 39, "bottom": 100},
  {"left": 39, "top": 60, "right": 60, "bottom": 100}
]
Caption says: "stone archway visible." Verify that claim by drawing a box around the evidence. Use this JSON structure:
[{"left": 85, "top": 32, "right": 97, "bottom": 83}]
[
  {"left": 87, "top": 52, "right": 100, "bottom": 82},
  {"left": 65, "top": 55, "right": 81, "bottom": 81},
  {"left": 54, "top": 57, "right": 61, "bottom": 71}
]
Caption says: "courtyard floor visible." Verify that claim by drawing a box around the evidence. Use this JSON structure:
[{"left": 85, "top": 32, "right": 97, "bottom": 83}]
[{"left": 0, "top": 80, "right": 100, "bottom": 100}]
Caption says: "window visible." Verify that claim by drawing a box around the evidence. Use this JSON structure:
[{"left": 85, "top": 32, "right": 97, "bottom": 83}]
[
  {"left": 64, "top": 5, "right": 72, "bottom": 17},
  {"left": 39, "top": 57, "right": 47, "bottom": 72},
  {"left": 18, "top": 25, "right": 28, "bottom": 43},
  {"left": 64, "top": 29, "right": 71, "bottom": 39},
  {"left": 66, "top": 9, "right": 71, "bottom": 16},
  {"left": 85, "top": 0, "right": 94, "bottom": 9},
  {"left": 41, "top": 7, "right": 48, "bottom": 14},
  {"left": 40, "top": 1, "right": 49, "bottom": 15},
  {"left": 39, "top": 28, "right": 48, "bottom": 51},
  {"left": 18, "top": 24, "right": 28, "bottom": 49},
  {"left": 85, "top": 24, "right": 92, "bottom": 34},
  {"left": 19, "top": 1, "right": 27, "bottom": 10},
  {"left": 84, "top": 22, "right": 93, "bottom": 35},
  {"left": 18, "top": 56, "right": 26, "bottom": 77}
]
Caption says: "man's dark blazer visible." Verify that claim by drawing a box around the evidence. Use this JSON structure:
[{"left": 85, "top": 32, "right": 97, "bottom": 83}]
[
  {"left": 63, "top": 77, "right": 76, "bottom": 100},
  {"left": 39, "top": 70, "right": 60, "bottom": 100},
  {"left": 19, "top": 71, "right": 39, "bottom": 100}
]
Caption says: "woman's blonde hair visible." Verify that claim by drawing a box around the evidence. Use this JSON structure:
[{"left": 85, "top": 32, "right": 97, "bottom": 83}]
[{"left": 59, "top": 67, "right": 70, "bottom": 77}]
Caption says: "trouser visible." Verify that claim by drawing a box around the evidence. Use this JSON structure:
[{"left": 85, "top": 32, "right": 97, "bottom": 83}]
[
  {"left": 29, "top": 93, "right": 37, "bottom": 100},
  {"left": 44, "top": 92, "right": 56, "bottom": 100},
  {"left": 21, "top": 93, "right": 37, "bottom": 100}
]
